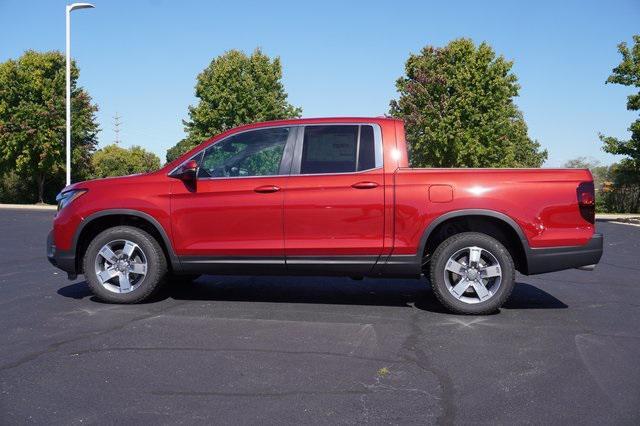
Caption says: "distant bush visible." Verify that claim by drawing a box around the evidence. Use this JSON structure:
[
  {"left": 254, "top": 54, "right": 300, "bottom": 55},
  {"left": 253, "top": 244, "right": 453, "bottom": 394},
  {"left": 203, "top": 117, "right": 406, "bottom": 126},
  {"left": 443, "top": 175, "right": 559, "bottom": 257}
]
[
  {"left": 91, "top": 144, "right": 161, "bottom": 178},
  {"left": 0, "top": 170, "right": 63, "bottom": 204},
  {"left": 564, "top": 157, "right": 639, "bottom": 213},
  {"left": 600, "top": 163, "right": 640, "bottom": 213},
  {"left": 0, "top": 170, "right": 34, "bottom": 203}
]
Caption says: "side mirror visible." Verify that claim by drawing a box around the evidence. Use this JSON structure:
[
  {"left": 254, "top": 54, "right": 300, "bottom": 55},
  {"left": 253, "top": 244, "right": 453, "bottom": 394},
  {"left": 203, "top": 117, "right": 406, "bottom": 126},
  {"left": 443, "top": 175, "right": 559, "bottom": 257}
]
[{"left": 170, "top": 159, "right": 198, "bottom": 183}]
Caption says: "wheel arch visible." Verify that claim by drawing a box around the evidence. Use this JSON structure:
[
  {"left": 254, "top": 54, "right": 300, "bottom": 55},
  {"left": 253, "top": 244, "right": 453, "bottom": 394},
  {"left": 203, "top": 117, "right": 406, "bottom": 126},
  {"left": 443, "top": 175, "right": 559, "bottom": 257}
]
[
  {"left": 73, "top": 209, "right": 180, "bottom": 274},
  {"left": 419, "top": 209, "right": 530, "bottom": 274}
]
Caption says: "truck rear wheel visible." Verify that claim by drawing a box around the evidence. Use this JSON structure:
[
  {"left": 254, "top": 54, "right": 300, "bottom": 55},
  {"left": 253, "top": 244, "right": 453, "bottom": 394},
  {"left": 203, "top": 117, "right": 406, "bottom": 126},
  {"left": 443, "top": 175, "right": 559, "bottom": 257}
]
[
  {"left": 429, "top": 232, "right": 515, "bottom": 315},
  {"left": 83, "top": 226, "right": 167, "bottom": 303}
]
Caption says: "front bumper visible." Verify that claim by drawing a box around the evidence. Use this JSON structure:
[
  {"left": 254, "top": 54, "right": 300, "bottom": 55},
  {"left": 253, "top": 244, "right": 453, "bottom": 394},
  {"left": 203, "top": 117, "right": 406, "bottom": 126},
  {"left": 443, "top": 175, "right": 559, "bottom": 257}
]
[
  {"left": 47, "top": 230, "right": 77, "bottom": 278},
  {"left": 525, "top": 233, "right": 603, "bottom": 275}
]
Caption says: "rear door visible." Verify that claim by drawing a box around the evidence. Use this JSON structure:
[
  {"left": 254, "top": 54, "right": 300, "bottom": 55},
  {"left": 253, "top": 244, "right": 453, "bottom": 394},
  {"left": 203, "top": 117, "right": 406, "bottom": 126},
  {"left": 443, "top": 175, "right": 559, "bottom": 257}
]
[{"left": 284, "top": 124, "right": 385, "bottom": 274}]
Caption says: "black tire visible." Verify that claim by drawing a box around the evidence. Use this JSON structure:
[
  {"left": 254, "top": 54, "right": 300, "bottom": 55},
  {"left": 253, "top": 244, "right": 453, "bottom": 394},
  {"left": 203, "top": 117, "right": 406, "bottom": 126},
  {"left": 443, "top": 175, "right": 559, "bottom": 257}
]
[
  {"left": 83, "top": 226, "right": 168, "bottom": 303},
  {"left": 429, "top": 232, "right": 515, "bottom": 315}
]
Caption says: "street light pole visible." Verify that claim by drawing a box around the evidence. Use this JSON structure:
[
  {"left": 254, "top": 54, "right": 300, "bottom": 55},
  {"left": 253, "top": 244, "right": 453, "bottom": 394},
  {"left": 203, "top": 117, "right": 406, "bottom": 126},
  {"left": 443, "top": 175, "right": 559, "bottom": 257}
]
[{"left": 65, "top": 2, "right": 94, "bottom": 187}]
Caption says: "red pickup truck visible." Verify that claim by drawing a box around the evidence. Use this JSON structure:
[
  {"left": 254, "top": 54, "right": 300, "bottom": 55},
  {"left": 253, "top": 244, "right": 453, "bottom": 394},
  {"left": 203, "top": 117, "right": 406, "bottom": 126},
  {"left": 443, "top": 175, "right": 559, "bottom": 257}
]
[{"left": 48, "top": 117, "right": 602, "bottom": 314}]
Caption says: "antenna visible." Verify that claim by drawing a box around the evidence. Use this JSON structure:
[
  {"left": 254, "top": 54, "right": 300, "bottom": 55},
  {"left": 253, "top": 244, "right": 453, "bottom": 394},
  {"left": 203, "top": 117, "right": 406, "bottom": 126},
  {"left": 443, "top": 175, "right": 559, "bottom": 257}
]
[{"left": 113, "top": 112, "right": 122, "bottom": 145}]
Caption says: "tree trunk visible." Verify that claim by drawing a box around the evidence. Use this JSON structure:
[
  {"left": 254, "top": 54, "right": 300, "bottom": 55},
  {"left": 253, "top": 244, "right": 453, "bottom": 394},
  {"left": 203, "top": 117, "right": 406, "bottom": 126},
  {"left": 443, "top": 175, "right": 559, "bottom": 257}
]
[{"left": 36, "top": 174, "right": 45, "bottom": 204}]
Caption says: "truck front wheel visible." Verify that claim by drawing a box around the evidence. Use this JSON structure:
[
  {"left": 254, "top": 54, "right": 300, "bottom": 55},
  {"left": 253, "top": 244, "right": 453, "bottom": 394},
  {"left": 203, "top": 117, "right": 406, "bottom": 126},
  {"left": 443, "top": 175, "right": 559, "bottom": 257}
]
[
  {"left": 429, "top": 232, "right": 515, "bottom": 315},
  {"left": 83, "top": 226, "right": 168, "bottom": 303}
]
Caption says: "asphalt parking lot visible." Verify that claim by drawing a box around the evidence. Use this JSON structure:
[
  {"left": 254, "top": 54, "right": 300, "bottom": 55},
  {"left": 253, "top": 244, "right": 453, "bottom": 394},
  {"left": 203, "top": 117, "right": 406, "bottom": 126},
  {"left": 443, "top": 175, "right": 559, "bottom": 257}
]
[{"left": 0, "top": 210, "right": 638, "bottom": 424}]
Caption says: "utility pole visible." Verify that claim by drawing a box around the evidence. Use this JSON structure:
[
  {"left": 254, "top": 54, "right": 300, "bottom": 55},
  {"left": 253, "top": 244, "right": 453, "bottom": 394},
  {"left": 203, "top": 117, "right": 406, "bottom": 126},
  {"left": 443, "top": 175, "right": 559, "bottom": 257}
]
[{"left": 113, "top": 113, "right": 122, "bottom": 145}]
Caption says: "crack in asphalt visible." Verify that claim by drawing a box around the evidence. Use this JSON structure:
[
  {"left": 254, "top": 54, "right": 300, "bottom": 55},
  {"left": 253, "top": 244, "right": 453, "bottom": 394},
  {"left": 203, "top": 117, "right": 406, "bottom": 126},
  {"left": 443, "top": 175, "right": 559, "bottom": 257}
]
[
  {"left": 358, "top": 371, "right": 440, "bottom": 424},
  {"left": 0, "top": 301, "right": 189, "bottom": 372},
  {"left": 152, "top": 385, "right": 437, "bottom": 400},
  {"left": 401, "top": 309, "right": 457, "bottom": 426},
  {"left": 68, "top": 346, "right": 404, "bottom": 365},
  {"left": 151, "top": 388, "right": 370, "bottom": 398}
]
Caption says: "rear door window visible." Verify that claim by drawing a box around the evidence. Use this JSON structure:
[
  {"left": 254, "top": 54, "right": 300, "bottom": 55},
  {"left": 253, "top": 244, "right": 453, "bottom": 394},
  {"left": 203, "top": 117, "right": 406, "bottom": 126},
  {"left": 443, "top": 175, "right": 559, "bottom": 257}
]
[{"left": 299, "top": 125, "right": 379, "bottom": 174}]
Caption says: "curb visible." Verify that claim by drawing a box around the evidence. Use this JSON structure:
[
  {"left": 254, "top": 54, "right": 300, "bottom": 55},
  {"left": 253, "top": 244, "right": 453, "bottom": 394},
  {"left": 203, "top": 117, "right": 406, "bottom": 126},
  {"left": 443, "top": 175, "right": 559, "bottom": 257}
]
[
  {"left": 595, "top": 213, "right": 640, "bottom": 220},
  {"left": 596, "top": 214, "right": 640, "bottom": 226},
  {"left": 0, "top": 204, "right": 57, "bottom": 211}
]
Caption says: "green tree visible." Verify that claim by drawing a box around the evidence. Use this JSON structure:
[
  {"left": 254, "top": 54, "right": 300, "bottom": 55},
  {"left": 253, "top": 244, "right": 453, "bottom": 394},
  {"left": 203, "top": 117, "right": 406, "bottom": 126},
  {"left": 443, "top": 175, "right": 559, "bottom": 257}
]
[
  {"left": 563, "top": 157, "right": 613, "bottom": 212},
  {"left": 600, "top": 35, "right": 640, "bottom": 180},
  {"left": 0, "top": 170, "right": 35, "bottom": 204},
  {"left": 166, "top": 48, "right": 301, "bottom": 162},
  {"left": 92, "top": 144, "right": 161, "bottom": 178},
  {"left": 390, "top": 38, "right": 547, "bottom": 168},
  {"left": 604, "top": 162, "right": 640, "bottom": 213},
  {"left": 0, "top": 50, "right": 99, "bottom": 203}
]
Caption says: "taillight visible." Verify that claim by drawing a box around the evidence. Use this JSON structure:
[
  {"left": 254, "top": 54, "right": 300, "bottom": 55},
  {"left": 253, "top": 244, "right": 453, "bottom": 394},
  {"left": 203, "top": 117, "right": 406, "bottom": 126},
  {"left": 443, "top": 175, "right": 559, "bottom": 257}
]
[{"left": 577, "top": 182, "right": 595, "bottom": 224}]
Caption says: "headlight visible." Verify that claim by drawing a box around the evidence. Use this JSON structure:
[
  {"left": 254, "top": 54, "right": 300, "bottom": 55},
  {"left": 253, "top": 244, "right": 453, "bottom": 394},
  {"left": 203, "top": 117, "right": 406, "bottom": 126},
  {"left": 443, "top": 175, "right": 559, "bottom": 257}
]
[{"left": 56, "top": 189, "right": 88, "bottom": 212}]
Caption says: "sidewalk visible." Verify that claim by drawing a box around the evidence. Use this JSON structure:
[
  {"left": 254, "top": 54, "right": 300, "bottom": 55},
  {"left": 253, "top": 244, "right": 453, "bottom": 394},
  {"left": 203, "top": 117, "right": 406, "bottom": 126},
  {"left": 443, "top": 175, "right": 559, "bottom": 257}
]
[
  {"left": 0, "top": 203, "right": 56, "bottom": 211},
  {"left": 596, "top": 213, "right": 640, "bottom": 220},
  {"left": 596, "top": 213, "right": 640, "bottom": 219},
  {"left": 596, "top": 213, "right": 640, "bottom": 225}
]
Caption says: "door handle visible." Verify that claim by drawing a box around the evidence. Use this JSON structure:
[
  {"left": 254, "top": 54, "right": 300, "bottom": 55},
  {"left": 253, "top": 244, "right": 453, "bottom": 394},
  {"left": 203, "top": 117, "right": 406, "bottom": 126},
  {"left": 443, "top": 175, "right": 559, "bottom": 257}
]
[
  {"left": 351, "top": 181, "right": 379, "bottom": 189},
  {"left": 254, "top": 185, "right": 280, "bottom": 193}
]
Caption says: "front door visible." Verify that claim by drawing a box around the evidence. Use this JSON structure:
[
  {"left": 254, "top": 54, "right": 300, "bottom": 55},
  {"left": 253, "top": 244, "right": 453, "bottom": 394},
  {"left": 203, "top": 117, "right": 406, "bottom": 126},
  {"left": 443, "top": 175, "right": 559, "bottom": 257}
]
[
  {"left": 284, "top": 124, "right": 385, "bottom": 274},
  {"left": 171, "top": 126, "right": 296, "bottom": 273}
]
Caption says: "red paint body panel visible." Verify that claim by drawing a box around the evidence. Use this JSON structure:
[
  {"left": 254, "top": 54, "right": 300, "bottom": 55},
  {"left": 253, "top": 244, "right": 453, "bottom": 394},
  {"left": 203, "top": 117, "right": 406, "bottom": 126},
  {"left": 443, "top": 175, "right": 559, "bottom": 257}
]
[
  {"left": 51, "top": 117, "right": 597, "bottom": 274},
  {"left": 284, "top": 169, "right": 385, "bottom": 256},
  {"left": 392, "top": 168, "right": 594, "bottom": 255},
  {"left": 53, "top": 172, "right": 172, "bottom": 251},
  {"left": 170, "top": 176, "right": 287, "bottom": 256}
]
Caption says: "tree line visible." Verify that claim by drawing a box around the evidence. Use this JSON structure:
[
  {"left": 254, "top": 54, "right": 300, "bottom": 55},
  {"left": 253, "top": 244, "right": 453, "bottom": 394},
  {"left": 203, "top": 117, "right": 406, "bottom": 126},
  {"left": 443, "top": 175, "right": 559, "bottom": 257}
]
[
  {"left": 1, "top": 37, "right": 638, "bottom": 212},
  {"left": 0, "top": 51, "right": 160, "bottom": 203},
  {"left": 563, "top": 157, "right": 639, "bottom": 213},
  {"left": 563, "top": 35, "right": 640, "bottom": 213}
]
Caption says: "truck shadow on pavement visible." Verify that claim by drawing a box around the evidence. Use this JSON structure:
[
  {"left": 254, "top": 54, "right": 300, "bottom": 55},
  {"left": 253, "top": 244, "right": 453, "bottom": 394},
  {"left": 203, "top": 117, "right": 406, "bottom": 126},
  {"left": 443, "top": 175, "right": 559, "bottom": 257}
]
[{"left": 57, "top": 276, "right": 567, "bottom": 313}]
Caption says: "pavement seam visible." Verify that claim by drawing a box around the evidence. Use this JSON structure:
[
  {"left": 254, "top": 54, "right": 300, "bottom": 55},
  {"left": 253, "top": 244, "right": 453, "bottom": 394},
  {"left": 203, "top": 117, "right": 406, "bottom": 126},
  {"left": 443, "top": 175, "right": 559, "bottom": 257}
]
[
  {"left": 0, "top": 301, "right": 190, "bottom": 372},
  {"left": 400, "top": 309, "right": 457, "bottom": 426},
  {"left": 67, "top": 346, "right": 404, "bottom": 364}
]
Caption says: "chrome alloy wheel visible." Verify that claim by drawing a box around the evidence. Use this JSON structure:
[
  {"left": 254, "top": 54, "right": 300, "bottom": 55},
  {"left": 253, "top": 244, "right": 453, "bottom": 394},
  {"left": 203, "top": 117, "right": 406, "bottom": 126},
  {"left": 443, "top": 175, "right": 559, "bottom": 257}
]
[
  {"left": 94, "top": 239, "right": 148, "bottom": 293},
  {"left": 443, "top": 246, "right": 502, "bottom": 304}
]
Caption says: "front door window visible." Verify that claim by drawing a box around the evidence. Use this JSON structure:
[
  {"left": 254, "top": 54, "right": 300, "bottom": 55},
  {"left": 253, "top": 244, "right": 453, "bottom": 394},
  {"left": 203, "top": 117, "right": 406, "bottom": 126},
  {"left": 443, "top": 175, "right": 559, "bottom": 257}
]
[{"left": 198, "top": 127, "right": 290, "bottom": 178}]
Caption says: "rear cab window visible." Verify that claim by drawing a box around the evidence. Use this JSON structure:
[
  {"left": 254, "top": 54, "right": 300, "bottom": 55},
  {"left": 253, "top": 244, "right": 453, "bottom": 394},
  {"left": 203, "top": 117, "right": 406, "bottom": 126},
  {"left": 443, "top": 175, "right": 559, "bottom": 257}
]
[{"left": 297, "top": 124, "right": 382, "bottom": 175}]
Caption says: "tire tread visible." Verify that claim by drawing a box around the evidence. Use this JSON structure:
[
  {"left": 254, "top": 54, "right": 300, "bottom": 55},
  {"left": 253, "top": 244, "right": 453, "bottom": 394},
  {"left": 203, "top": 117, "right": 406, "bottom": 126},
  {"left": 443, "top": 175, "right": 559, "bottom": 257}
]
[
  {"left": 429, "top": 232, "right": 515, "bottom": 315},
  {"left": 83, "top": 226, "right": 167, "bottom": 303}
]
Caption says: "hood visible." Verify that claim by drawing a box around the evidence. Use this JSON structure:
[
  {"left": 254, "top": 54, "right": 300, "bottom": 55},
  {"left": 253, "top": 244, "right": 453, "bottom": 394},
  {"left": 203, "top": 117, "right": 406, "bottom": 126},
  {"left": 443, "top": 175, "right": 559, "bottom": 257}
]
[{"left": 62, "top": 172, "right": 154, "bottom": 192}]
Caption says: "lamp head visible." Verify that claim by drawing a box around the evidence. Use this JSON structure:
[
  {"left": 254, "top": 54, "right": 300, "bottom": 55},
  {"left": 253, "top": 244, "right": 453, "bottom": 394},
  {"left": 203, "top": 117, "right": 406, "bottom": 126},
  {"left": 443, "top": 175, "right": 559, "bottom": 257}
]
[{"left": 67, "top": 3, "right": 95, "bottom": 12}]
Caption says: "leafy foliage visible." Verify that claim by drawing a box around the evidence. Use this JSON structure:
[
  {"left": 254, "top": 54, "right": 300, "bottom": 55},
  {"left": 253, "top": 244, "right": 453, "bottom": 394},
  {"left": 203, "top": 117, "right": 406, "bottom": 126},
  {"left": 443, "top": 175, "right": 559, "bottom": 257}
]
[
  {"left": 166, "top": 49, "right": 301, "bottom": 162},
  {"left": 241, "top": 146, "right": 283, "bottom": 176},
  {"left": 596, "top": 35, "right": 640, "bottom": 213},
  {"left": 91, "top": 144, "right": 161, "bottom": 178},
  {"left": 564, "top": 157, "right": 610, "bottom": 212},
  {"left": 0, "top": 50, "right": 99, "bottom": 203},
  {"left": 390, "top": 38, "right": 547, "bottom": 168},
  {"left": 565, "top": 156, "right": 640, "bottom": 213},
  {"left": 201, "top": 143, "right": 284, "bottom": 177},
  {"left": 603, "top": 162, "right": 640, "bottom": 213},
  {"left": 0, "top": 170, "right": 36, "bottom": 204},
  {"left": 600, "top": 35, "right": 640, "bottom": 175}
]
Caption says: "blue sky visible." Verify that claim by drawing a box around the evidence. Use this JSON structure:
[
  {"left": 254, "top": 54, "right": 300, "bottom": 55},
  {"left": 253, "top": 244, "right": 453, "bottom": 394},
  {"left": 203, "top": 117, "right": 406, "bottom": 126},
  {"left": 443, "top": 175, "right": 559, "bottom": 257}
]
[{"left": 1, "top": 0, "right": 639, "bottom": 166}]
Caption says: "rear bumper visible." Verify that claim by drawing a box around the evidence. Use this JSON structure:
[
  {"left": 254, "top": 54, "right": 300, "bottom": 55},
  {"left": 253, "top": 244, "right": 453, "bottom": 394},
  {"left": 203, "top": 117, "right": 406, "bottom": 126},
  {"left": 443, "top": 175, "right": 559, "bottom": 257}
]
[
  {"left": 47, "top": 230, "right": 77, "bottom": 277},
  {"left": 525, "top": 233, "right": 603, "bottom": 275}
]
